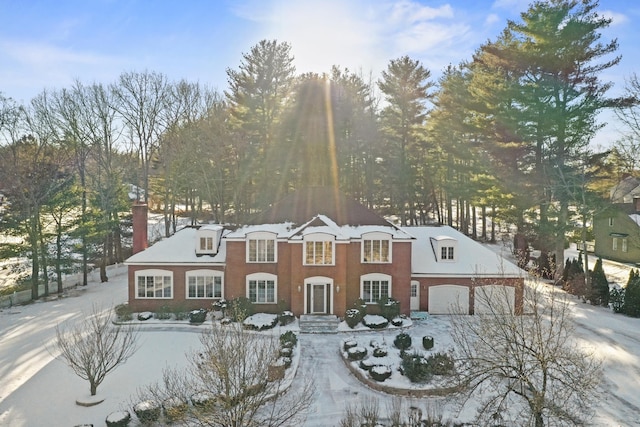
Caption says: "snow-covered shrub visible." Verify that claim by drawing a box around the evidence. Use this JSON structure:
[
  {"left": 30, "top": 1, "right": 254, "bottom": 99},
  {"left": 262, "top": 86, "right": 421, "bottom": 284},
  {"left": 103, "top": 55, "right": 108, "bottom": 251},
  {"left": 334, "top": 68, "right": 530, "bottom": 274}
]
[
  {"left": 426, "top": 352, "right": 454, "bottom": 376},
  {"left": 114, "top": 303, "right": 132, "bottom": 322},
  {"left": 610, "top": 286, "right": 625, "bottom": 313},
  {"left": 391, "top": 317, "right": 404, "bottom": 327},
  {"left": 362, "top": 314, "right": 389, "bottom": 329},
  {"left": 347, "top": 346, "right": 367, "bottom": 361},
  {"left": 423, "top": 335, "right": 434, "bottom": 350},
  {"left": 228, "top": 296, "right": 253, "bottom": 321},
  {"left": 280, "top": 330, "right": 298, "bottom": 348},
  {"left": 278, "top": 310, "right": 295, "bottom": 326},
  {"left": 279, "top": 347, "right": 292, "bottom": 358},
  {"left": 345, "top": 308, "right": 363, "bottom": 328},
  {"left": 163, "top": 397, "right": 188, "bottom": 422},
  {"left": 154, "top": 305, "right": 172, "bottom": 320},
  {"left": 394, "top": 332, "right": 412, "bottom": 350},
  {"left": 133, "top": 400, "right": 161, "bottom": 423},
  {"left": 400, "top": 352, "right": 431, "bottom": 383},
  {"left": 378, "top": 297, "right": 400, "bottom": 321},
  {"left": 243, "top": 313, "right": 278, "bottom": 330},
  {"left": 372, "top": 346, "right": 388, "bottom": 358},
  {"left": 105, "top": 410, "right": 131, "bottom": 427},
  {"left": 359, "top": 359, "right": 376, "bottom": 371},
  {"left": 137, "top": 311, "right": 153, "bottom": 321},
  {"left": 369, "top": 365, "right": 392, "bottom": 382},
  {"left": 212, "top": 299, "right": 227, "bottom": 315},
  {"left": 343, "top": 339, "right": 358, "bottom": 351},
  {"left": 189, "top": 308, "right": 207, "bottom": 324}
]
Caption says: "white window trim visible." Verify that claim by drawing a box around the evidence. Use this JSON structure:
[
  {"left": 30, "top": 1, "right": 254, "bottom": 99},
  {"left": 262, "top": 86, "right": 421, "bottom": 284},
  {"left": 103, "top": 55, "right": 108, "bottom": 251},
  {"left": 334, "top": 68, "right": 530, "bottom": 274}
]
[
  {"left": 609, "top": 217, "right": 614, "bottom": 227},
  {"left": 360, "top": 273, "right": 392, "bottom": 304},
  {"left": 613, "top": 237, "right": 618, "bottom": 251},
  {"left": 303, "top": 233, "right": 335, "bottom": 266},
  {"left": 135, "top": 269, "right": 173, "bottom": 299},
  {"left": 361, "top": 231, "right": 392, "bottom": 263},
  {"left": 246, "top": 231, "right": 278, "bottom": 263},
  {"left": 246, "top": 272, "right": 278, "bottom": 304},
  {"left": 622, "top": 237, "right": 628, "bottom": 253},
  {"left": 185, "top": 269, "right": 224, "bottom": 299}
]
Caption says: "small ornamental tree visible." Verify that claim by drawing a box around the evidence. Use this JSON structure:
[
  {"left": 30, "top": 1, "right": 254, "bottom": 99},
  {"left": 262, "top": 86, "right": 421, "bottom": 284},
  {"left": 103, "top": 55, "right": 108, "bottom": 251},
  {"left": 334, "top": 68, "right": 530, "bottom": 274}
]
[
  {"left": 623, "top": 269, "right": 640, "bottom": 317},
  {"left": 589, "top": 258, "right": 609, "bottom": 306},
  {"left": 54, "top": 304, "right": 139, "bottom": 396}
]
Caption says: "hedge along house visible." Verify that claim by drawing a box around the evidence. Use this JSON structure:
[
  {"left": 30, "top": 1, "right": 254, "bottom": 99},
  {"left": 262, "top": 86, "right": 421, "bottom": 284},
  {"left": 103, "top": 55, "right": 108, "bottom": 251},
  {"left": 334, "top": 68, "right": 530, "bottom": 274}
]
[{"left": 125, "top": 188, "right": 524, "bottom": 316}]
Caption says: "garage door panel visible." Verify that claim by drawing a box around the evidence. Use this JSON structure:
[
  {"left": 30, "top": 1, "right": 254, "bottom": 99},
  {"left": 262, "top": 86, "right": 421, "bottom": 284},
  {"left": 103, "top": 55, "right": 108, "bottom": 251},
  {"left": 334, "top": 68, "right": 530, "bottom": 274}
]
[{"left": 428, "top": 285, "right": 469, "bottom": 314}]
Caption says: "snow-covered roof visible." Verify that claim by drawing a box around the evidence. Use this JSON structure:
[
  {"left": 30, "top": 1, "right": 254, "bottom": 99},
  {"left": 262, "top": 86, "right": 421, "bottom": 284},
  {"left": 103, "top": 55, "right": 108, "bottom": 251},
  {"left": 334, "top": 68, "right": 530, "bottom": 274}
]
[
  {"left": 125, "top": 226, "right": 227, "bottom": 265},
  {"left": 405, "top": 225, "right": 524, "bottom": 278},
  {"left": 226, "top": 214, "right": 413, "bottom": 241},
  {"left": 629, "top": 214, "right": 640, "bottom": 227}
]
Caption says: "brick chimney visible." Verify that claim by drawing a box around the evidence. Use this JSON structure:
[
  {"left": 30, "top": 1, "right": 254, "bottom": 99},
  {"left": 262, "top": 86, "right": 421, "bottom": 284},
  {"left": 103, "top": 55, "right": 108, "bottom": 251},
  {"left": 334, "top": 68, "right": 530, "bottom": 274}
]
[{"left": 132, "top": 201, "right": 148, "bottom": 254}]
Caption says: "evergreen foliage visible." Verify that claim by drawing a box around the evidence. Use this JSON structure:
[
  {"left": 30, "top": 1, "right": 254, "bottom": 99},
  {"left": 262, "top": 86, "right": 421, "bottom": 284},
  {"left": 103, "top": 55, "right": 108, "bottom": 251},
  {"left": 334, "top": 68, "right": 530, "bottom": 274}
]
[
  {"left": 589, "top": 258, "right": 609, "bottom": 306},
  {"left": 623, "top": 269, "right": 640, "bottom": 317}
]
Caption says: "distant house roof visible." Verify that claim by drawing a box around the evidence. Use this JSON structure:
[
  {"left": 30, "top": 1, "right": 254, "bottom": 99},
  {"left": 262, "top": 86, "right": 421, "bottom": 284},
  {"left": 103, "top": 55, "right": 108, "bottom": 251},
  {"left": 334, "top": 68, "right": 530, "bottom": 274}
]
[
  {"left": 610, "top": 176, "right": 640, "bottom": 203},
  {"left": 249, "top": 187, "right": 392, "bottom": 227}
]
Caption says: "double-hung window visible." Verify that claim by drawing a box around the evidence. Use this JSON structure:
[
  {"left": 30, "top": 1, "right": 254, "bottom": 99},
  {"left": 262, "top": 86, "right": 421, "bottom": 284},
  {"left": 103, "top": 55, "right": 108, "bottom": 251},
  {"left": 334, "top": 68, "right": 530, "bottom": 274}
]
[
  {"left": 247, "top": 273, "right": 277, "bottom": 303},
  {"left": 200, "top": 237, "right": 214, "bottom": 251},
  {"left": 360, "top": 273, "right": 391, "bottom": 304},
  {"left": 136, "top": 269, "right": 172, "bottom": 299},
  {"left": 187, "top": 270, "right": 223, "bottom": 299},
  {"left": 247, "top": 232, "right": 276, "bottom": 263},
  {"left": 441, "top": 246, "right": 455, "bottom": 260},
  {"left": 362, "top": 233, "right": 391, "bottom": 263},
  {"left": 304, "top": 234, "right": 334, "bottom": 265}
]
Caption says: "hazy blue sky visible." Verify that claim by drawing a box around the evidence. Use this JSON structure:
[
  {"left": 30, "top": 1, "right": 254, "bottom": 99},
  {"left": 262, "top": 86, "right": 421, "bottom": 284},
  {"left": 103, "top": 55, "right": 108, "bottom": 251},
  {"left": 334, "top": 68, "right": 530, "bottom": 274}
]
[{"left": 1, "top": 0, "right": 638, "bottom": 146}]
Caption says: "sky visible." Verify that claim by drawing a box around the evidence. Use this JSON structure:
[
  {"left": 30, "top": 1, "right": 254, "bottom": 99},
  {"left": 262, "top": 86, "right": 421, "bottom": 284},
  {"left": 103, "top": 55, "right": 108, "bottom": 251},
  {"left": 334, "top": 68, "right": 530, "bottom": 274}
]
[{"left": 0, "top": 0, "right": 639, "bottom": 147}]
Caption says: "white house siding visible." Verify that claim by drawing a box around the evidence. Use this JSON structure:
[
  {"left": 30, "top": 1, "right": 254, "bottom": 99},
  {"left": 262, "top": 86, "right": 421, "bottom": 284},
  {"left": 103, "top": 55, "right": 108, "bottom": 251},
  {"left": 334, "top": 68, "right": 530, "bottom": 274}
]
[{"left": 428, "top": 284, "right": 469, "bottom": 314}]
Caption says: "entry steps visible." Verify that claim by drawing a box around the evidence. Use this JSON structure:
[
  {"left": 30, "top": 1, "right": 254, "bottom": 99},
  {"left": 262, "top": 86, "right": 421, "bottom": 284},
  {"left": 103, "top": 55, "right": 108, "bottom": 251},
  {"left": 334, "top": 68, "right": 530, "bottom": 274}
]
[{"left": 299, "top": 314, "right": 340, "bottom": 334}]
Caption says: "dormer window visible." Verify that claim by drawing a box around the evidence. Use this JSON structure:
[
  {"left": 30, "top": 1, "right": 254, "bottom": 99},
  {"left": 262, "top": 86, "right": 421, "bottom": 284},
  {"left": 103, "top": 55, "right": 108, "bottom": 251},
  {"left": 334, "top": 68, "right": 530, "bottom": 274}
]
[
  {"left": 195, "top": 225, "right": 222, "bottom": 256},
  {"left": 431, "top": 236, "right": 457, "bottom": 262}
]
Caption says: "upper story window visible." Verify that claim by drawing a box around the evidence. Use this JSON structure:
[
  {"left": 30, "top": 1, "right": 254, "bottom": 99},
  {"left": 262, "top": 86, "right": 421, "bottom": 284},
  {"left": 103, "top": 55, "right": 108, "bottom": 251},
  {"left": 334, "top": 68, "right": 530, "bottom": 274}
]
[
  {"left": 609, "top": 217, "right": 614, "bottom": 227},
  {"left": 200, "top": 237, "right": 214, "bottom": 251},
  {"left": 622, "top": 237, "right": 628, "bottom": 253},
  {"left": 431, "top": 236, "right": 458, "bottom": 262},
  {"left": 304, "top": 233, "right": 334, "bottom": 265},
  {"left": 361, "top": 232, "right": 391, "bottom": 263},
  {"left": 441, "top": 246, "right": 455, "bottom": 260},
  {"left": 136, "top": 269, "right": 172, "bottom": 299},
  {"left": 186, "top": 270, "right": 223, "bottom": 299},
  {"left": 246, "top": 232, "right": 277, "bottom": 263}
]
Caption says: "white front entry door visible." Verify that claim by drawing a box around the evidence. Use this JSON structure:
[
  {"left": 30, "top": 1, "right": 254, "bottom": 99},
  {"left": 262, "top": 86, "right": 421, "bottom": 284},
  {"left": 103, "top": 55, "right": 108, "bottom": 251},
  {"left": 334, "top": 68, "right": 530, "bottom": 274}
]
[{"left": 410, "top": 281, "right": 420, "bottom": 310}]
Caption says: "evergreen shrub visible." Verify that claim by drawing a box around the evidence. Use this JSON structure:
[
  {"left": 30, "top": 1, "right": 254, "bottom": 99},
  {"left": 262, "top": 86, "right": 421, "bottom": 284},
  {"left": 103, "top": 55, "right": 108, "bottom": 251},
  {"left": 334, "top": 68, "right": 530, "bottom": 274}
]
[{"left": 394, "top": 332, "right": 412, "bottom": 350}]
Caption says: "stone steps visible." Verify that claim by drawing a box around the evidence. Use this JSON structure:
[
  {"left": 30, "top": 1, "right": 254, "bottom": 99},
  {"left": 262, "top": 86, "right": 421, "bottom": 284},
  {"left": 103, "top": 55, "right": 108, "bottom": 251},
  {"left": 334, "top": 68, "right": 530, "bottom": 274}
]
[{"left": 299, "top": 314, "right": 340, "bottom": 334}]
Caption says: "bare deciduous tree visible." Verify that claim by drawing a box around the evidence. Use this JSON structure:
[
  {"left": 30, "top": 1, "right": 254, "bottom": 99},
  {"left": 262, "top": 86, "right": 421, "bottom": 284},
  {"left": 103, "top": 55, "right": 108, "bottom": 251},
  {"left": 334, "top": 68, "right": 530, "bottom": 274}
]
[
  {"left": 135, "top": 319, "right": 313, "bottom": 427},
  {"left": 450, "top": 283, "right": 602, "bottom": 427},
  {"left": 54, "top": 305, "right": 139, "bottom": 396}
]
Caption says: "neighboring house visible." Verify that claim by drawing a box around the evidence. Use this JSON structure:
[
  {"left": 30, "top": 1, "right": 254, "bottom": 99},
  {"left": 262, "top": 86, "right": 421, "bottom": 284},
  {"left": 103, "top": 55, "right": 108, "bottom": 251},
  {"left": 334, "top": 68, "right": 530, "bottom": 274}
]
[
  {"left": 594, "top": 197, "right": 640, "bottom": 265},
  {"left": 125, "top": 188, "right": 524, "bottom": 316}
]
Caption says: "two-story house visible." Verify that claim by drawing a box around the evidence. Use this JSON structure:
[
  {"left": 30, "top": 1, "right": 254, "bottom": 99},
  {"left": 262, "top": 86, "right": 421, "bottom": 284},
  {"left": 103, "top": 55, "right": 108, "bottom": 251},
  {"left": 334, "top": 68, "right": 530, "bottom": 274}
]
[{"left": 125, "top": 188, "right": 524, "bottom": 316}]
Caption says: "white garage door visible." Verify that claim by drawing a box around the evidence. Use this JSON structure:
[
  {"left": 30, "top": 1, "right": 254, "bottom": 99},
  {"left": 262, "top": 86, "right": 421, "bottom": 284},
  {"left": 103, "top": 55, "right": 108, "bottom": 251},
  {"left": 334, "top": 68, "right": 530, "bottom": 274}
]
[
  {"left": 428, "top": 285, "right": 469, "bottom": 314},
  {"left": 474, "top": 285, "right": 516, "bottom": 314}
]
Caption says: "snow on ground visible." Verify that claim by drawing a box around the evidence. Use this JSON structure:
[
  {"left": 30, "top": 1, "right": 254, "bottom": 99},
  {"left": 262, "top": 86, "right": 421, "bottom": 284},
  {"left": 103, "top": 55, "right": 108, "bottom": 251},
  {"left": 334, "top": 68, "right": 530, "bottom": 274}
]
[{"left": 1, "top": 246, "right": 640, "bottom": 426}]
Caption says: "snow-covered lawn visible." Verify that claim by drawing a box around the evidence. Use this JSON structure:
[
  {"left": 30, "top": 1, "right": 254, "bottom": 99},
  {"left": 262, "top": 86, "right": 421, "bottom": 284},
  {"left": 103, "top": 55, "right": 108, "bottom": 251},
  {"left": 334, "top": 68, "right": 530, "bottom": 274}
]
[{"left": 2, "top": 265, "right": 640, "bottom": 425}]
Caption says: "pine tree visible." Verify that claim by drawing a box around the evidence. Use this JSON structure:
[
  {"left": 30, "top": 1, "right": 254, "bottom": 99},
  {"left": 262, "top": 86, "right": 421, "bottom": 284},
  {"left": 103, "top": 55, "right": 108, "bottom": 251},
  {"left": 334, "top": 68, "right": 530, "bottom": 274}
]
[
  {"left": 623, "top": 269, "right": 640, "bottom": 317},
  {"left": 589, "top": 258, "right": 609, "bottom": 306}
]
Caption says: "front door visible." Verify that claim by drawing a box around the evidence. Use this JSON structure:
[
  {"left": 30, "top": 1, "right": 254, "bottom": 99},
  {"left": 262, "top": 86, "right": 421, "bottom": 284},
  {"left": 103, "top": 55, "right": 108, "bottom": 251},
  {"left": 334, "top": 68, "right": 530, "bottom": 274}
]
[
  {"left": 410, "top": 281, "right": 420, "bottom": 311},
  {"left": 311, "top": 283, "right": 327, "bottom": 314}
]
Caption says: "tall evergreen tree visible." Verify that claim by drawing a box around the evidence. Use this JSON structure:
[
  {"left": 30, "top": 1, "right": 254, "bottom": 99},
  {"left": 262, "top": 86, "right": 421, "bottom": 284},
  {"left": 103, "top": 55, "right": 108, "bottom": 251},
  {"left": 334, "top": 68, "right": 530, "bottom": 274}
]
[
  {"left": 623, "top": 269, "right": 640, "bottom": 317},
  {"left": 378, "top": 56, "right": 434, "bottom": 225},
  {"left": 589, "top": 257, "right": 609, "bottom": 306}
]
